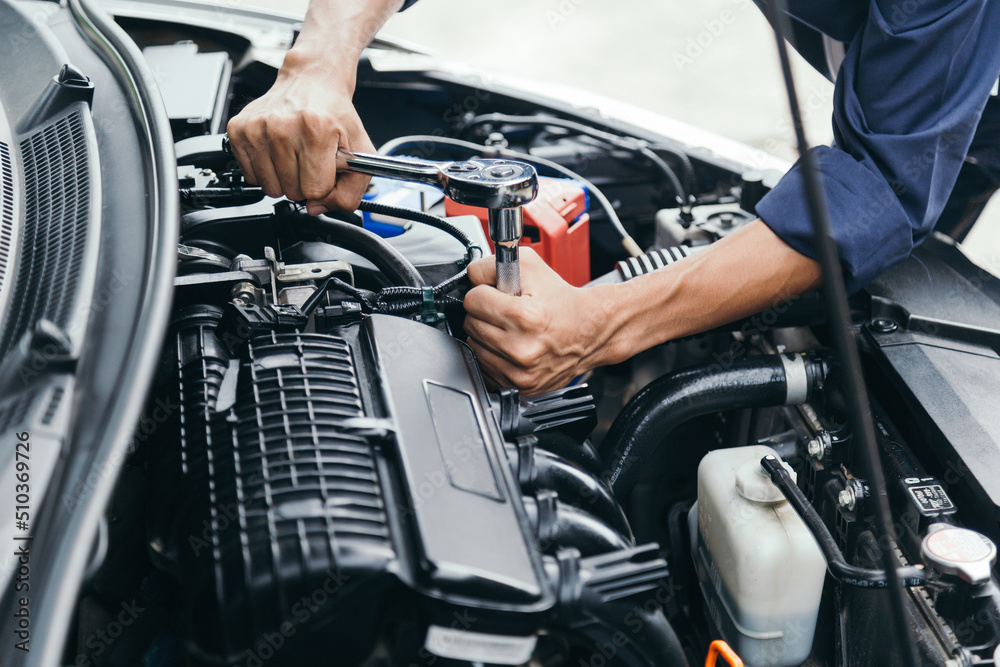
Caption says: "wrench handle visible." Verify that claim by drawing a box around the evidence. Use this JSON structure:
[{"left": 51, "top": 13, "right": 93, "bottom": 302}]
[{"left": 336, "top": 148, "right": 441, "bottom": 185}]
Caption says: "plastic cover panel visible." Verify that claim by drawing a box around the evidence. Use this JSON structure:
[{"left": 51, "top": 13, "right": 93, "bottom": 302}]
[
  {"left": 368, "top": 314, "right": 545, "bottom": 604},
  {"left": 0, "top": 108, "right": 90, "bottom": 358}
]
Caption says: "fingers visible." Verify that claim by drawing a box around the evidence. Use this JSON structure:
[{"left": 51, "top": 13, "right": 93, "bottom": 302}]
[
  {"left": 250, "top": 152, "right": 284, "bottom": 200},
  {"left": 227, "top": 135, "right": 259, "bottom": 187},
  {"left": 463, "top": 314, "right": 518, "bottom": 364},
  {"left": 468, "top": 248, "right": 555, "bottom": 294},
  {"left": 318, "top": 172, "right": 371, "bottom": 212},
  {"left": 463, "top": 284, "right": 528, "bottom": 331},
  {"left": 270, "top": 135, "right": 305, "bottom": 202},
  {"left": 465, "top": 339, "right": 517, "bottom": 388},
  {"left": 467, "top": 256, "right": 497, "bottom": 287},
  {"left": 226, "top": 91, "right": 375, "bottom": 212}
]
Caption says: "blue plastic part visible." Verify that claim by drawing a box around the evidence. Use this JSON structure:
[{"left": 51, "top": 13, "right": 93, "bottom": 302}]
[
  {"left": 576, "top": 183, "right": 590, "bottom": 224},
  {"left": 364, "top": 219, "right": 407, "bottom": 238}
]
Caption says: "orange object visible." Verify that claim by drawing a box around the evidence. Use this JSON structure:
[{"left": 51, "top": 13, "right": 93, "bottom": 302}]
[
  {"left": 445, "top": 176, "right": 591, "bottom": 287},
  {"left": 705, "top": 640, "right": 744, "bottom": 667}
]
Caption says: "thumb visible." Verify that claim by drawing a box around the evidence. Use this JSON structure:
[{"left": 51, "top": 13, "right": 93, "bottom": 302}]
[{"left": 467, "top": 256, "right": 497, "bottom": 287}]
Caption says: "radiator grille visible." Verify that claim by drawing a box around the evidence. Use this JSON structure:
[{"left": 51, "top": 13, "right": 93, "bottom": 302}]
[
  {"left": 0, "top": 111, "right": 90, "bottom": 358},
  {"left": 0, "top": 141, "right": 13, "bottom": 295}
]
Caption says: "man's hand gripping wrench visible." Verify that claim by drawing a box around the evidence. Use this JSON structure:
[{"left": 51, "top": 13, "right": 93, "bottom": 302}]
[{"left": 337, "top": 150, "right": 538, "bottom": 295}]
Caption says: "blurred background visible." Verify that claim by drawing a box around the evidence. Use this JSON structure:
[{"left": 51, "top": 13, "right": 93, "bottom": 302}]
[{"left": 244, "top": 0, "right": 998, "bottom": 272}]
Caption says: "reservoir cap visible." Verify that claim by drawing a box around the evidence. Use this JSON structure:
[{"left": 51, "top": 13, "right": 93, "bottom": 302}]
[
  {"left": 736, "top": 457, "right": 795, "bottom": 504},
  {"left": 921, "top": 524, "right": 997, "bottom": 584}
]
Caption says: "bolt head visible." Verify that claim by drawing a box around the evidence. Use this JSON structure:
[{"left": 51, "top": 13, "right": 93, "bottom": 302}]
[
  {"left": 838, "top": 488, "right": 856, "bottom": 511},
  {"left": 870, "top": 318, "right": 898, "bottom": 334},
  {"left": 807, "top": 437, "right": 824, "bottom": 458}
]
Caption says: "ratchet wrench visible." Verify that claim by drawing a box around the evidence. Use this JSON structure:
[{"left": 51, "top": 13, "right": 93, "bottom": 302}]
[
  {"left": 336, "top": 149, "right": 538, "bottom": 296},
  {"left": 222, "top": 135, "right": 538, "bottom": 295}
]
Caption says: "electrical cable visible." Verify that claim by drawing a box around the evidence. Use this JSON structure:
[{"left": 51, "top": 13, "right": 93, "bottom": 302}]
[
  {"left": 377, "top": 135, "right": 642, "bottom": 257},
  {"left": 464, "top": 113, "right": 692, "bottom": 208},
  {"left": 650, "top": 143, "right": 697, "bottom": 195},
  {"left": 376, "top": 294, "right": 464, "bottom": 315},
  {"left": 356, "top": 199, "right": 482, "bottom": 265},
  {"left": 376, "top": 268, "right": 469, "bottom": 302},
  {"left": 761, "top": 1, "right": 919, "bottom": 662},
  {"left": 760, "top": 456, "right": 929, "bottom": 588}
]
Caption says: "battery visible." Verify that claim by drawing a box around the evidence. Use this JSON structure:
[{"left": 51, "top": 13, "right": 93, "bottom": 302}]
[{"left": 445, "top": 177, "right": 591, "bottom": 286}]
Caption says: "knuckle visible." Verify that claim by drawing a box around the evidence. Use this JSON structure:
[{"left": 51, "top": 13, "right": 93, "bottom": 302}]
[
  {"left": 511, "top": 340, "right": 542, "bottom": 367},
  {"left": 515, "top": 302, "right": 546, "bottom": 331},
  {"left": 226, "top": 117, "right": 244, "bottom": 138},
  {"left": 265, "top": 117, "right": 295, "bottom": 143},
  {"left": 244, "top": 115, "right": 268, "bottom": 139},
  {"left": 300, "top": 110, "right": 335, "bottom": 137},
  {"left": 301, "top": 183, "right": 329, "bottom": 201}
]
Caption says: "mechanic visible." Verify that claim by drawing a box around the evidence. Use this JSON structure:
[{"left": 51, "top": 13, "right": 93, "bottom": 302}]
[{"left": 226, "top": 0, "right": 1000, "bottom": 394}]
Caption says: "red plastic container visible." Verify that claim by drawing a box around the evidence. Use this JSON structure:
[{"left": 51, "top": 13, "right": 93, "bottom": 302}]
[{"left": 445, "top": 177, "right": 591, "bottom": 287}]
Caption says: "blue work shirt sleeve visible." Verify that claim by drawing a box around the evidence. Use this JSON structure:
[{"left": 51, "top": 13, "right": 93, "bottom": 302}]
[{"left": 756, "top": 0, "right": 1000, "bottom": 293}]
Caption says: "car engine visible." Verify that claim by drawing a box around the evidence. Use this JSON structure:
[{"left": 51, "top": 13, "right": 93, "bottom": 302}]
[{"left": 62, "top": 12, "right": 1000, "bottom": 667}]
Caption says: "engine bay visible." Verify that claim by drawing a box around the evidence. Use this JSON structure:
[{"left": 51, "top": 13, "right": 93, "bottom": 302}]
[{"left": 67, "top": 10, "right": 1000, "bottom": 667}]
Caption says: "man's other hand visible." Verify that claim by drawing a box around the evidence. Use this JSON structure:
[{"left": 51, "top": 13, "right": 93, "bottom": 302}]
[
  {"left": 463, "top": 248, "right": 614, "bottom": 395},
  {"left": 226, "top": 52, "right": 375, "bottom": 216}
]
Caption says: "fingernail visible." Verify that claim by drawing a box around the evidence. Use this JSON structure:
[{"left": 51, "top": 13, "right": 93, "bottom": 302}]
[{"left": 307, "top": 204, "right": 328, "bottom": 217}]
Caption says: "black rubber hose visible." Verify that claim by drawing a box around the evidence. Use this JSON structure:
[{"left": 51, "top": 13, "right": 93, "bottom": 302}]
[
  {"left": 760, "top": 456, "right": 929, "bottom": 588},
  {"left": 527, "top": 448, "right": 634, "bottom": 544},
  {"left": 526, "top": 494, "right": 631, "bottom": 557},
  {"left": 356, "top": 199, "right": 481, "bottom": 263},
  {"left": 603, "top": 354, "right": 821, "bottom": 500},
  {"left": 283, "top": 207, "right": 424, "bottom": 287},
  {"left": 551, "top": 546, "right": 690, "bottom": 666},
  {"left": 535, "top": 431, "right": 603, "bottom": 477},
  {"left": 546, "top": 502, "right": 631, "bottom": 557}
]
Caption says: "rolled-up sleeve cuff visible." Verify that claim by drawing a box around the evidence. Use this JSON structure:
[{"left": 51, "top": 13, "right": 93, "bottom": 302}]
[{"left": 754, "top": 146, "right": 913, "bottom": 294}]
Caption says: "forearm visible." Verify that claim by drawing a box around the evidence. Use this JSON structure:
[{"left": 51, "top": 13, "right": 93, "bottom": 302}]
[
  {"left": 280, "top": 0, "right": 405, "bottom": 90},
  {"left": 591, "top": 219, "right": 822, "bottom": 366}
]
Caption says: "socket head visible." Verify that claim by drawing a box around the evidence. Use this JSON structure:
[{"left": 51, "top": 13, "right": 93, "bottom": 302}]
[{"left": 439, "top": 159, "right": 538, "bottom": 209}]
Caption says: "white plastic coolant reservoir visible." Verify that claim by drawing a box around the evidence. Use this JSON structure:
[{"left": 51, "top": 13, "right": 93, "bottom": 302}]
[{"left": 689, "top": 445, "right": 826, "bottom": 667}]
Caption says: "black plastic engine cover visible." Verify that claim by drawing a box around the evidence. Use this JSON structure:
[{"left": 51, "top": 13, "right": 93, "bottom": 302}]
[
  {"left": 864, "top": 238, "right": 1000, "bottom": 523},
  {"left": 146, "top": 310, "right": 553, "bottom": 663}
]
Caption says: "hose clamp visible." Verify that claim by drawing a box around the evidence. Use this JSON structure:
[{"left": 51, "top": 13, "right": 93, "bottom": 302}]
[{"left": 781, "top": 352, "right": 809, "bottom": 405}]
